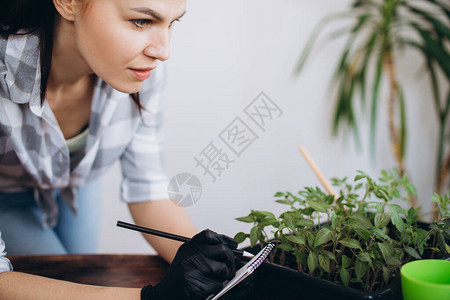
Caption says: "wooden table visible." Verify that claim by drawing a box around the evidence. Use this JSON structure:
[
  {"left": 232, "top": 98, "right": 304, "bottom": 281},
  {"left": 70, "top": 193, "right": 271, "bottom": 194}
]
[{"left": 9, "top": 254, "right": 169, "bottom": 287}]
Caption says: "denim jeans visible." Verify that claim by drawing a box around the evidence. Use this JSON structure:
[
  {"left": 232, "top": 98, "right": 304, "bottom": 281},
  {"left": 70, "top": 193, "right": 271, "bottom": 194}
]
[{"left": 0, "top": 180, "right": 102, "bottom": 255}]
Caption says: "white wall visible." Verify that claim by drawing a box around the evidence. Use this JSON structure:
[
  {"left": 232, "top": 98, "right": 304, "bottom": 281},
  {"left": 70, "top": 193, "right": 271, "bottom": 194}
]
[{"left": 98, "top": 0, "right": 448, "bottom": 254}]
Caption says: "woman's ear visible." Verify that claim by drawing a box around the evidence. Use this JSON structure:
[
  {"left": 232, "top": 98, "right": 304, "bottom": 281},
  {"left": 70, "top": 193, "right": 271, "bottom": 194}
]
[{"left": 53, "top": 0, "right": 81, "bottom": 21}]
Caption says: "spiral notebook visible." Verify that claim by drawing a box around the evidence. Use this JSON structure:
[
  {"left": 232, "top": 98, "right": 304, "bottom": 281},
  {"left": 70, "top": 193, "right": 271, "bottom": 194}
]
[{"left": 210, "top": 243, "right": 275, "bottom": 300}]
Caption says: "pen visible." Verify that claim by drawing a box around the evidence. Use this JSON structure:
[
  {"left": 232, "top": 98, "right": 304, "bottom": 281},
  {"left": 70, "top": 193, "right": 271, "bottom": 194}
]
[{"left": 116, "top": 221, "right": 253, "bottom": 258}]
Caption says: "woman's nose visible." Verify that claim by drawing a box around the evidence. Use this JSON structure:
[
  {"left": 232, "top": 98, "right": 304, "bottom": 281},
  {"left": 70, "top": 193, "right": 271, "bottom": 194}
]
[{"left": 143, "top": 29, "right": 170, "bottom": 61}]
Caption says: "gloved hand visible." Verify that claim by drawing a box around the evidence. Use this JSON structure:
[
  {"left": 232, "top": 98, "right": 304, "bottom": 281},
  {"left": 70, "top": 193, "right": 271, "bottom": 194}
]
[
  {"left": 141, "top": 229, "right": 238, "bottom": 300},
  {"left": 220, "top": 258, "right": 256, "bottom": 300}
]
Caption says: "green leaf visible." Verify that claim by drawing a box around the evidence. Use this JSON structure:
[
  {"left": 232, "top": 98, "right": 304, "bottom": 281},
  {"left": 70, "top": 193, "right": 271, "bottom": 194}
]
[
  {"left": 306, "top": 199, "right": 329, "bottom": 213},
  {"left": 294, "top": 250, "right": 308, "bottom": 267},
  {"left": 307, "top": 252, "right": 318, "bottom": 273},
  {"left": 376, "top": 203, "right": 384, "bottom": 213},
  {"left": 410, "top": 23, "right": 450, "bottom": 78},
  {"left": 297, "top": 218, "right": 315, "bottom": 227},
  {"left": 339, "top": 238, "right": 362, "bottom": 250},
  {"left": 375, "top": 212, "right": 391, "bottom": 229},
  {"left": 250, "top": 210, "right": 275, "bottom": 219},
  {"left": 406, "top": 5, "right": 450, "bottom": 40},
  {"left": 249, "top": 226, "right": 262, "bottom": 247},
  {"left": 274, "top": 192, "right": 286, "bottom": 197},
  {"left": 355, "top": 258, "right": 368, "bottom": 280},
  {"left": 295, "top": 11, "right": 353, "bottom": 75},
  {"left": 258, "top": 217, "right": 279, "bottom": 227},
  {"left": 405, "top": 246, "right": 421, "bottom": 260},
  {"left": 331, "top": 213, "right": 341, "bottom": 229},
  {"left": 349, "top": 213, "right": 373, "bottom": 228},
  {"left": 378, "top": 242, "right": 394, "bottom": 261},
  {"left": 340, "top": 267, "right": 350, "bottom": 286},
  {"left": 235, "top": 216, "right": 254, "bottom": 223},
  {"left": 285, "top": 235, "right": 306, "bottom": 246},
  {"left": 387, "top": 204, "right": 407, "bottom": 232},
  {"left": 379, "top": 242, "right": 402, "bottom": 266},
  {"left": 277, "top": 243, "right": 293, "bottom": 252},
  {"left": 357, "top": 252, "right": 372, "bottom": 263},
  {"left": 322, "top": 250, "right": 336, "bottom": 261},
  {"left": 275, "top": 199, "right": 292, "bottom": 205},
  {"left": 304, "top": 231, "right": 316, "bottom": 247},
  {"left": 341, "top": 254, "right": 351, "bottom": 269},
  {"left": 233, "top": 232, "right": 247, "bottom": 243},
  {"left": 283, "top": 213, "right": 297, "bottom": 231},
  {"left": 354, "top": 227, "right": 372, "bottom": 240},
  {"left": 314, "top": 228, "right": 332, "bottom": 248},
  {"left": 372, "top": 228, "right": 391, "bottom": 241},
  {"left": 319, "top": 254, "right": 331, "bottom": 273}
]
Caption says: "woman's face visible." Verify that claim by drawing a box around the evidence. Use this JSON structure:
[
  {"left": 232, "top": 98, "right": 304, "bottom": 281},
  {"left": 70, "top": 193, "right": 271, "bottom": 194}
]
[{"left": 72, "top": 0, "right": 186, "bottom": 93}]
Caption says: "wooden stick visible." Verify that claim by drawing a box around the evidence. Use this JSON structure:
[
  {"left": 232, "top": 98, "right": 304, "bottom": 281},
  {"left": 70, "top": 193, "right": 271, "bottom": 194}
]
[{"left": 299, "top": 146, "right": 338, "bottom": 200}]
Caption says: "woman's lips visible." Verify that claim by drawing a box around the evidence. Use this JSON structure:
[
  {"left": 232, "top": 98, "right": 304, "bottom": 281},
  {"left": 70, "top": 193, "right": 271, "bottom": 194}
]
[{"left": 130, "top": 68, "right": 153, "bottom": 80}]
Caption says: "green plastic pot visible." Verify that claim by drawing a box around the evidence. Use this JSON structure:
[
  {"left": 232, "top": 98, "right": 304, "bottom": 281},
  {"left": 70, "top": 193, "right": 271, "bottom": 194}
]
[{"left": 401, "top": 259, "right": 450, "bottom": 300}]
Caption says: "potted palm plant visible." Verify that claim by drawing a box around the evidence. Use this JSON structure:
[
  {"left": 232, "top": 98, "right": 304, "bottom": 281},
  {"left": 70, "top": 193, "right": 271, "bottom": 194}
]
[
  {"left": 234, "top": 169, "right": 449, "bottom": 300},
  {"left": 294, "top": 0, "right": 449, "bottom": 211}
]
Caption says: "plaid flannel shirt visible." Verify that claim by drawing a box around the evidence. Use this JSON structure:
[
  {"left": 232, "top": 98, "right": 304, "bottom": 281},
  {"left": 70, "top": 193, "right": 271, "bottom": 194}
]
[{"left": 0, "top": 33, "right": 170, "bottom": 271}]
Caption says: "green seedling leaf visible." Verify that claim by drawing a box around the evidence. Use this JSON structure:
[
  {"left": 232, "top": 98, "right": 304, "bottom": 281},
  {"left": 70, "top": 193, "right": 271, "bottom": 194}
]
[
  {"left": 376, "top": 203, "right": 384, "bottom": 213},
  {"left": 357, "top": 252, "right": 372, "bottom": 263},
  {"left": 354, "top": 174, "right": 366, "bottom": 181},
  {"left": 304, "top": 231, "right": 316, "bottom": 247},
  {"left": 375, "top": 212, "right": 391, "bottom": 229},
  {"left": 340, "top": 268, "right": 350, "bottom": 286},
  {"left": 297, "top": 218, "right": 315, "bottom": 227},
  {"left": 250, "top": 210, "right": 275, "bottom": 219},
  {"left": 378, "top": 242, "right": 394, "bottom": 262},
  {"left": 286, "top": 235, "right": 307, "bottom": 246},
  {"left": 306, "top": 199, "right": 329, "bottom": 213},
  {"left": 379, "top": 242, "right": 402, "bottom": 266},
  {"left": 339, "top": 238, "right": 362, "bottom": 250},
  {"left": 355, "top": 258, "right": 368, "bottom": 279},
  {"left": 322, "top": 250, "right": 336, "bottom": 261},
  {"left": 307, "top": 252, "right": 318, "bottom": 273},
  {"left": 274, "top": 192, "right": 286, "bottom": 197},
  {"left": 314, "top": 228, "right": 332, "bottom": 248},
  {"left": 283, "top": 213, "right": 297, "bottom": 231},
  {"left": 405, "top": 246, "right": 421, "bottom": 259},
  {"left": 250, "top": 226, "right": 262, "bottom": 247},
  {"left": 258, "top": 217, "right": 279, "bottom": 227},
  {"left": 235, "top": 216, "right": 254, "bottom": 223},
  {"left": 319, "top": 254, "right": 331, "bottom": 273},
  {"left": 372, "top": 228, "right": 391, "bottom": 241},
  {"left": 388, "top": 205, "right": 407, "bottom": 232},
  {"left": 276, "top": 199, "right": 292, "bottom": 205},
  {"left": 406, "top": 206, "right": 419, "bottom": 224},
  {"left": 341, "top": 254, "right": 352, "bottom": 269},
  {"left": 354, "top": 227, "right": 372, "bottom": 240},
  {"left": 233, "top": 232, "right": 248, "bottom": 243},
  {"left": 349, "top": 213, "right": 373, "bottom": 228},
  {"left": 294, "top": 250, "right": 308, "bottom": 267},
  {"left": 277, "top": 243, "right": 293, "bottom": 252}
]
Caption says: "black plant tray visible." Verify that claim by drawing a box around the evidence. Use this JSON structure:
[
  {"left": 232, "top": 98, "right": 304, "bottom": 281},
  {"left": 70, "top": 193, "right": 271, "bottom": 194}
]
[
  {"left": 240, "top": 219, "right": 447, "bottom": 299},
  {"left": 242, "top": 244, "right": 402, "bottom": 300}
]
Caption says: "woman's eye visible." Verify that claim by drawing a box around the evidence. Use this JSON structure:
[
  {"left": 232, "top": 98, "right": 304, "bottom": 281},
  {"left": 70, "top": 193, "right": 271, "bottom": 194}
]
[{"left": 132, "top": 19, "right": 153, "bottom": 29}]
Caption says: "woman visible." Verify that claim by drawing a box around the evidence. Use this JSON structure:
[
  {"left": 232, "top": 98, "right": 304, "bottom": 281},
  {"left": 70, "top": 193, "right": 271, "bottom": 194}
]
[{"left": 0, "top": 0, "right": 247, "bottom": 298}]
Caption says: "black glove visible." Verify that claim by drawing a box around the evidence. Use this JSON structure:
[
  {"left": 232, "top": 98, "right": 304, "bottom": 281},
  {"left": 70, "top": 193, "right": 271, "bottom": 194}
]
[
  {"left": 220, "top": 257, "right": 256, "bottom": 300},
  {"left": 141, "top": 229, "right": 238, "bottom": 300}
]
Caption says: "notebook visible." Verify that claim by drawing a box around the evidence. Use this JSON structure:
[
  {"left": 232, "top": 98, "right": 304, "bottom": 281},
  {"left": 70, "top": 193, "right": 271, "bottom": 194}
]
[{"left": 210, "top": 242, "right": 275, "bottom": 300}]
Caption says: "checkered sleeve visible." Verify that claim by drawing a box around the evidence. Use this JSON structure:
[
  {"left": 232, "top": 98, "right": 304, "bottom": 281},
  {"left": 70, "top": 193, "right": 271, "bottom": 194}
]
[
  {"left": 0, "top": 231, "right": 13, "bottom": 273},
  {"left": 119, "top": 64, "right": 170, "bottom": 202}
]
